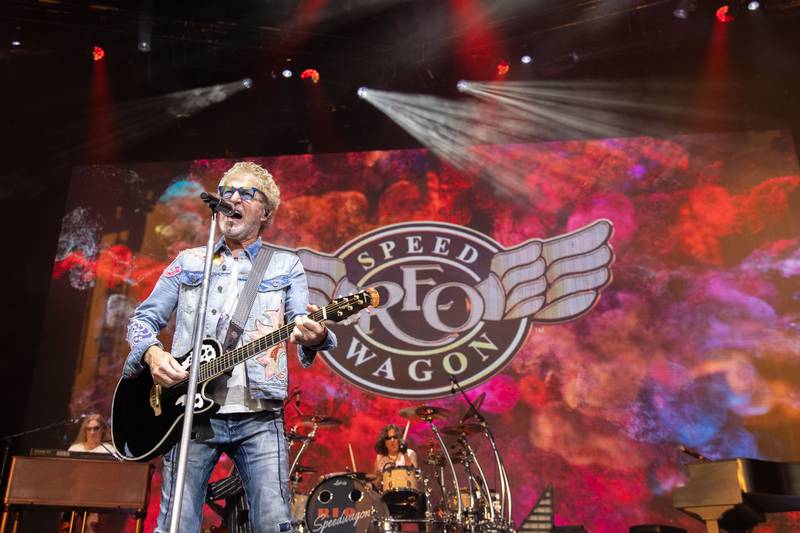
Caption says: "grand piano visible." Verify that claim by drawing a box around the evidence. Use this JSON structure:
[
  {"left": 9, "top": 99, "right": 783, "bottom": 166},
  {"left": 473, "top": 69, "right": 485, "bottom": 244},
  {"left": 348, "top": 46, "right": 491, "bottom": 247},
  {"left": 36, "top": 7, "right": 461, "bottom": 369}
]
[{"left": 673, "top": 458, "right": 800, "bottom": 533}]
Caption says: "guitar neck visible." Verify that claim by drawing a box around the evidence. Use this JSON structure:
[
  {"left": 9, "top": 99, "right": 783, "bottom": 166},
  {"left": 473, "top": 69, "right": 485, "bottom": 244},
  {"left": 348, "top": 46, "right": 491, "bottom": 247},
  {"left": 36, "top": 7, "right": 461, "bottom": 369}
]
[{"left": 197, "top": 307, "right": 328, "bottom": 383}]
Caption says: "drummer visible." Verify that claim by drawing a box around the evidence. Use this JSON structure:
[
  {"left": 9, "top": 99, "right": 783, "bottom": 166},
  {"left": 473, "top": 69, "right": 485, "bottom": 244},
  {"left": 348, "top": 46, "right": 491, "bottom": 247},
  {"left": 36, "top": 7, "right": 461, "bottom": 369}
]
[{"left": 374, "top": 424, "right": 418, "bottom": 474}]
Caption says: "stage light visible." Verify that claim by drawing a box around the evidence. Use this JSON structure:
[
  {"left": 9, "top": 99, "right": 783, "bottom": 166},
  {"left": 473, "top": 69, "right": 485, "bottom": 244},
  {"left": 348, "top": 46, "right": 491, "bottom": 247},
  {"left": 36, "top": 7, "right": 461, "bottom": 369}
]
[
  {"left": 521, "top": 55, "right": 532, "bottom": 64},
  {"left": 747, "top": 1, "right": 760, "bottom": 10},
  {"left": 673, "top": 0, "right": 697, "bottom": 18},
  {"left": 357, "top": 87, "right": 369, "bottom": 99},
  {"left": 456, "top": 80, "right": 470, "bottom": 93},
  {"left": 242, "top": 78, "right": 253, "bottom": 89},
  {"left": 138, "top": 41, "right": 151, "bottom": 52},
  {"left": 281, "top": 69, "right": 293, "bottom": 79},
  {"left": 300, "top": 68, "right": 320, "bottom": 84},
  {"left": 11, "top": 40, "right": 21, "bottom": 47},
  {"left": 716, "top": 5, "right": 735, "bottom": 22},
  {"left": 92, "top": 46, "right": 105, "bottom": 61},
  {"left": 496, "top": 60, "right": 510, "bottom": 77}
]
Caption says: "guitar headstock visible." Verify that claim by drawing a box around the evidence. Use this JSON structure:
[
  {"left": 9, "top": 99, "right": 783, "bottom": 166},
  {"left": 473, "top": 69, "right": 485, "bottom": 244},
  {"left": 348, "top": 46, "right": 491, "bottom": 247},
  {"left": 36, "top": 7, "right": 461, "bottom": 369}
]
[{"left": 325, "top": 288, "right": 380, "bottom": 323}]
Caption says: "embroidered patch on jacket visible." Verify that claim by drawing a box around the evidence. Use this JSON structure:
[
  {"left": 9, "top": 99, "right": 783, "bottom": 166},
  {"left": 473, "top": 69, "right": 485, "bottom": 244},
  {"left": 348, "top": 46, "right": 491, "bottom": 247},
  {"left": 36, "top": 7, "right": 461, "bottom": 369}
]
[
  {"left": 162, "top": 263, "right": 181, "bottom": 278},
  {"left": 256, "top": 345, "right": 288, "bottom": 383},
  {"left": 127, "top": 319, "right": 155, "bottom": 346},
  {"left": 245, "top": 316, "right": 288, "bottom": 383}
]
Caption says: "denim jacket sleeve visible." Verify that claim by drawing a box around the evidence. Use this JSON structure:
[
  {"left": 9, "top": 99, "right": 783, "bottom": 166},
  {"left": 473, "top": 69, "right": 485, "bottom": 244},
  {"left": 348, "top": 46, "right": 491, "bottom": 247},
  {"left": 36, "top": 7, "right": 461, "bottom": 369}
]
[
  {"left": 123, "top": 257, "right": 181, "bottom": 378},
  {"left": 284, "top": 255, "right": 337, "bottom": 367}
]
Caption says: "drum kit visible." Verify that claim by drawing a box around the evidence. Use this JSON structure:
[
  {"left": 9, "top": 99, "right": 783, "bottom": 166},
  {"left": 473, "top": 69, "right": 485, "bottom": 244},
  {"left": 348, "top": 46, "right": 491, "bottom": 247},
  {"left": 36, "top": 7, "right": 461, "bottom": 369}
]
[{"left": 288, "top": 401, "right": 514, "bottom": 533}]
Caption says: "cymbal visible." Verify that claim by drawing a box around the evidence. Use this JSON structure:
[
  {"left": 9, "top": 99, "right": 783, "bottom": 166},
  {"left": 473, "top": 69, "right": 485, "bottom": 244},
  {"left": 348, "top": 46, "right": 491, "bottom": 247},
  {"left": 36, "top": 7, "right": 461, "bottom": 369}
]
[
  {"left": 398, "top": 405, "right": 452, "bottom": 421},
  {"left": 300, "top": 415, "right": 343, "bottom": 427},
  {"left": 460, "top": 393, "right": 486, "bottom": 423},
  {"left": 294, "top": 465, "right": 317, "bottom": 473},
  {"left": 441, "top": 423, "right": 483, "bottom": 436},
  {"left": 286, "top": 433, "right": 315, "bottom": 442}
]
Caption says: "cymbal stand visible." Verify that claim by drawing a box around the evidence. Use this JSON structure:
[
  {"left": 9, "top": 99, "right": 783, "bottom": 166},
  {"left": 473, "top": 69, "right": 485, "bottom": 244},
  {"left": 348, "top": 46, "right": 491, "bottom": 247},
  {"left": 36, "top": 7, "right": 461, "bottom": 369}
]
[
  {"left": 459, "top": 450, "right": 479, "bottom": 528},
  {"left": 289, "top": 423, "right": 318, "bottom": 478},
  {"left": 425, "top": 417, "right": 464, "bottom": 530},
  {"left": 459, "top": 435, "right": 495, "bottom": 522},
  {"left": 481, "top": 423, "right": 511, "bottom": 526},
  {"left": 450, "top": 376, "right": 512, "bottom": 528}
]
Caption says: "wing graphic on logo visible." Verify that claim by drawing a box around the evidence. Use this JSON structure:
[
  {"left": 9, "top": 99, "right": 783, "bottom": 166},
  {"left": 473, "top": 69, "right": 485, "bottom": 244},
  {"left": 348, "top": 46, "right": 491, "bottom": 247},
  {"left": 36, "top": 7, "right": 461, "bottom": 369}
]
[
  {"left": 476, "top": 219, "right": 614, "bottom": 322},
  {"left": 296, "top": 249, "right": 358, "bottom": 307}
]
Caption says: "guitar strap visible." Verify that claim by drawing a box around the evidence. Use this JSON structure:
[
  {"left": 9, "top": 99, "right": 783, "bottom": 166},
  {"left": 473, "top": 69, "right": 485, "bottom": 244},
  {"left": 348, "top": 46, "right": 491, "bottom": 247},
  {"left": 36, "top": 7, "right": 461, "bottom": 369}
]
[{"left": 222, "top": 242, "right": 274, "bottom": 352}]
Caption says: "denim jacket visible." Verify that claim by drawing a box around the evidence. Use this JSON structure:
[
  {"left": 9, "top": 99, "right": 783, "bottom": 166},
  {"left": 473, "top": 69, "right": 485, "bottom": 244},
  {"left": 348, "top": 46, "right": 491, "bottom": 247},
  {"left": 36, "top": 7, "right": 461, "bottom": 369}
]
[{"left": 123, "top": 238, "right": 336, "bottom": 401}]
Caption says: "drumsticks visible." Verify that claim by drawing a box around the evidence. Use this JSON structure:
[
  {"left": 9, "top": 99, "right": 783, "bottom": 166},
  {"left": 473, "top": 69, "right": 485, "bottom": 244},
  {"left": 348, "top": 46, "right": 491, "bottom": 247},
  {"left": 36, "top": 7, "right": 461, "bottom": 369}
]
[
  {"left": 402, "top": 420, "right": 410, "bottom": 441},
  {"left": 348, "top": 443, "right": 357, "bottom": 471}
]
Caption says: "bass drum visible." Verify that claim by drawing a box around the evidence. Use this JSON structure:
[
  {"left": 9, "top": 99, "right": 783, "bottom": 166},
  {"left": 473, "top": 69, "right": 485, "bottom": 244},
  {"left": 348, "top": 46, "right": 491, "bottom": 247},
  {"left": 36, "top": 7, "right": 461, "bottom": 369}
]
[{"left": 305, "top": 473, "right": 388, "bottom": 533}]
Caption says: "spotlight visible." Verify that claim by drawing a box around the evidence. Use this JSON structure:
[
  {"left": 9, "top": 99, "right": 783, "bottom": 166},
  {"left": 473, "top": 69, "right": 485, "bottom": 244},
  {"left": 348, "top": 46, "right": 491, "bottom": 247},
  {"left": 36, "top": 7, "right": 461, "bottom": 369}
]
[
  {"left": 281, "top": 69, "right": 293, "bottom": 79},
  {"left": 11, "top": 40, "right": 21, "bottom": 47},
  {"left": 357, "top": 87, "right": 369, "bottom": 99},
  {"left": 747, "top": 1, "right": 760, "bottom": 10},
  {"left": 673, "top": 0, "right": 697, "bottom": 18},
  {"left": 456, "top": 80, "right": 469, "bottom": 93},
  {"left": 242, "top": 78, "right": 253, "bottom": 89},
  {"left": 92, "top": 45, "right": 105, "bottom": 61},
  {"left": 496, "top": 60, "right": 510, "bottom": 77},
  {"left": 300, "top": 68, "right": 320, "bottom": 84},
  {"left": 716, "top": 4, "right": 735, "bottom": 22},
  {"left": 138, "top": 41, "right": 151, "bottom": 52},
  {"left": 521, "top": 55, "right": 532, "bottom": 64}
]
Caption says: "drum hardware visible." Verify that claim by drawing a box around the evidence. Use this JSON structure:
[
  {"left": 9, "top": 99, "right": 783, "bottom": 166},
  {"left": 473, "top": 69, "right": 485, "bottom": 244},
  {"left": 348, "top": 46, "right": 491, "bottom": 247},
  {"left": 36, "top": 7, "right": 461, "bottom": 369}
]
[
  {"left": 287, "top": 433, "right": 316, "bottom": 443},
  {"left": 289, "top": 414, "right": 342, "bottom": 532},
  {"left": 300, "top": 414, "right": 343, "bottom": 427},
  {"left": 449, "top": 376, "right": 514, "bottom": 532},
  {"left": 440, "top": 424, "right": 484, "bottom": 436},
  {"left": 290, "top": 414, "right": 340, "bottom": 478},
  {"left": 399, "top": 404, "right": 463, "bottom": 526},
  {"left": 398, "top": 405, "right": 452, "bottom": 422},
  {"left": 455, "top": 436, "right": 495, "bottom": 522}
]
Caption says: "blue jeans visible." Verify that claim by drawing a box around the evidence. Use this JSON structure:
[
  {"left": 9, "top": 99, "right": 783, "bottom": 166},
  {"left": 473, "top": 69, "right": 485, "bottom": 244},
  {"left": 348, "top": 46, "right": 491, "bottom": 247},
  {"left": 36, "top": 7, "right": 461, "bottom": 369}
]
[{"left": 156, "top": 410, "right": 292, "bottom": 533}]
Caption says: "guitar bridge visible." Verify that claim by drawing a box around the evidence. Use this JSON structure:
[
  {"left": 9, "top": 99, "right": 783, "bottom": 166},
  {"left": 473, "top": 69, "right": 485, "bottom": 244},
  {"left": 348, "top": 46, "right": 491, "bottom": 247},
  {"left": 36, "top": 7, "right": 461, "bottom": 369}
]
[{"left": 149, "top": 384, "right": 162, "bottom": 416}]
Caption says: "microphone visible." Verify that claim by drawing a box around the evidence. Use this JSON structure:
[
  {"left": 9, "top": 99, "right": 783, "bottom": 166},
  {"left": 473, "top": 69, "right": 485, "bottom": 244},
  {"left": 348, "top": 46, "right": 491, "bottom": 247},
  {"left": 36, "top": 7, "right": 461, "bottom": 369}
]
[{"left": 200, "top": 192, "right": 242, "bottom": 219}]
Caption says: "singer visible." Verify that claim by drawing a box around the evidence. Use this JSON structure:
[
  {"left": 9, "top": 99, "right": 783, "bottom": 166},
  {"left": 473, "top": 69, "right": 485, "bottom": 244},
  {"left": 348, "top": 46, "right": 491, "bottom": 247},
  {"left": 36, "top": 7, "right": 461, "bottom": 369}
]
[{"left": 121, "top": 161, "right": 336, "bottom": 533}]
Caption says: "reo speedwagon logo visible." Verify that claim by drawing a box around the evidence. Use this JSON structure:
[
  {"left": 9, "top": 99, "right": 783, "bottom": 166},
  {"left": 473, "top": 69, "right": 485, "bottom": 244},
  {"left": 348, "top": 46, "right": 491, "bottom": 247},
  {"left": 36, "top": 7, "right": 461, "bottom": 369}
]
[{"left": 297, "top": 220, "right": 614, "bottom": 399}]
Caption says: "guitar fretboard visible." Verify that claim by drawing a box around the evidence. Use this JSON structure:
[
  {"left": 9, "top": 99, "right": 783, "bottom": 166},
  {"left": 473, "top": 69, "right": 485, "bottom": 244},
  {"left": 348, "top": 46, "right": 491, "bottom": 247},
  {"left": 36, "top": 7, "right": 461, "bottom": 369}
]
[{"left": 197, "top": 308, "right": 325, "bottom": 382}]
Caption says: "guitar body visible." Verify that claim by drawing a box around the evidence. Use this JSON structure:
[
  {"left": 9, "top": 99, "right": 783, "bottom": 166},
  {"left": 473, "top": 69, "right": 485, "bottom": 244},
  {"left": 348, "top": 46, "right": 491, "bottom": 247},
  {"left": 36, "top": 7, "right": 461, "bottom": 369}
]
[
  {"left": 111, "top": 338, "right": 221, "bottom": 461},
  {"left": 111, "top": 288, "right": 380, "bottom": 462}
]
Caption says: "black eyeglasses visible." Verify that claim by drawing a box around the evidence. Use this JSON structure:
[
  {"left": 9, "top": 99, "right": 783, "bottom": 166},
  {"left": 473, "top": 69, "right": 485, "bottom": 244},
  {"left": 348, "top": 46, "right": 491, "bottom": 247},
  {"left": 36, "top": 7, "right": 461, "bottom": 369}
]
[
  {"left": 385, "top": 435, "right": 400, "bottom": 441},
  {"left": 86, "top": 426, "right": 102, "bottom": 432},
  {"left": 218, "top": 186, "right": 264, "bottom": 203}
]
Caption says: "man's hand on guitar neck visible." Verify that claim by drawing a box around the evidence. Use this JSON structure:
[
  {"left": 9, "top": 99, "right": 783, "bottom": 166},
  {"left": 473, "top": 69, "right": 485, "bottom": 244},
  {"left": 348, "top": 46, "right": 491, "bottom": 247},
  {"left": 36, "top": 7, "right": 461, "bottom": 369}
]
[
  {"left": 144, "top": 345, "right": 189, "bottom": 387},
  {"left": 290, "top": 304, "right": 328, "bottom": 349}
]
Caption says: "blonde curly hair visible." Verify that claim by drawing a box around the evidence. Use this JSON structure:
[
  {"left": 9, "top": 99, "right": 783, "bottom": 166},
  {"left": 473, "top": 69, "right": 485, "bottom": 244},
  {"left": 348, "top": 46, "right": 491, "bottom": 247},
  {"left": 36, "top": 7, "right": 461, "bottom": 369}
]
[{"left": 219, "top": 161, "right": 281, "bottom": 230}]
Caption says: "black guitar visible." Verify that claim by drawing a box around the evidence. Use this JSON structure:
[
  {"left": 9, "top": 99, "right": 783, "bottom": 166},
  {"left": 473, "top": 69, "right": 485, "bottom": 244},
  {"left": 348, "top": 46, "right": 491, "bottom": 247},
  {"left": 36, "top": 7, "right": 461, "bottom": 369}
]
[{"left": 111, "top": 288, "right": 379, "bottom": 461}]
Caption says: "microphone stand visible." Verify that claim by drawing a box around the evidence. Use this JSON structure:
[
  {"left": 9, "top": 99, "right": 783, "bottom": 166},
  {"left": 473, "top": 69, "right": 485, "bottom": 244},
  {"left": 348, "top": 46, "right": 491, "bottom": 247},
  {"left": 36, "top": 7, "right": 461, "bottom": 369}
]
[
  {"left": 169, "top": 194, "right": 233, "bottom": 533},
  {"left": 450, "top": 376, "right": 512, "bottom": 529}
]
